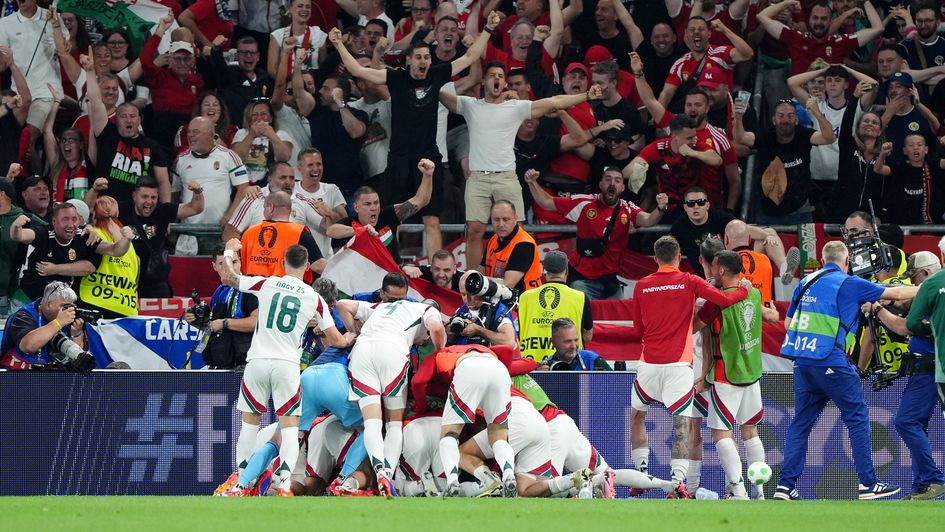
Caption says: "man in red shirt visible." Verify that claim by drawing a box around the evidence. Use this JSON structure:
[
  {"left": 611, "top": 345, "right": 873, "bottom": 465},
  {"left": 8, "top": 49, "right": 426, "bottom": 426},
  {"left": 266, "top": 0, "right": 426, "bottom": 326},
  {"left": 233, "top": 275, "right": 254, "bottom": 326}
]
[
  {"left": 757, "top": 0, "right": 884, "bottom": 75},
  {"left": 627, "top": 235, "right": 749, "bottom": 497},
  {"left": 625, "top": 115, "right": 723, "bottom": 221},
  {"left": 139, "top": 12, "right": 205, "bottom": 146},
  {"left": 525, "top": 167, "right": 668, "bottom": 299}
]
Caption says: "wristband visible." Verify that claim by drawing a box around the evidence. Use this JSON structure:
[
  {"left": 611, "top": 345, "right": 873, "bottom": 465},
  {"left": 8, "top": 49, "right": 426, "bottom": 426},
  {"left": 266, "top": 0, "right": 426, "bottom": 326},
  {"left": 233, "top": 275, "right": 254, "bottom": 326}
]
[
  {"left": 223, "top": 319, "right": 229, "bottom": 331},
  {"left": 52, "top": 319, "right": 62, "bottom": 329},
  {"left": 484, "top": 26, "right": 494, "bottom": 34},
  {"left": 634, "top": 72, "right": 644, "bottom": 78},
  {"left": 224, "top": 249, "right": 235, "bottom": 259}
]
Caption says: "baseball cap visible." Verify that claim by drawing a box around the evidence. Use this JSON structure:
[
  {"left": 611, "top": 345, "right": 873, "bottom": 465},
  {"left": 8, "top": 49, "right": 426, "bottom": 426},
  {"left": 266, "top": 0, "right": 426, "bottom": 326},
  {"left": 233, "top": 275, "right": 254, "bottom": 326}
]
[
  {"left": 542, "top": 250, "right": 569, "bottom": 274},
  {"left": 66, "top": 198, "right": 90, "bottom": 222},
  {"left": 564, "top": 62, "right": 590, "bottom": 78},
  {"left": 600, "top": 127, "right": 634, "bottom": 142},
  {"left": 0, "top": 177, "right": 15, "bottom": 200},
  {"left": 888, "top": 71, "right": 913, "bottom": 88},
  {"left": 904, "top": 251, "right": 941, "bottom": 278},
  {"left": 584, "top": 45, "right": 613, "bottom": 65},
  {"left": 168, "top": 41, "right": 194, "bottom": 54},
  {"left": 697, "top": 76, "right": 724, "bottom": 88}
]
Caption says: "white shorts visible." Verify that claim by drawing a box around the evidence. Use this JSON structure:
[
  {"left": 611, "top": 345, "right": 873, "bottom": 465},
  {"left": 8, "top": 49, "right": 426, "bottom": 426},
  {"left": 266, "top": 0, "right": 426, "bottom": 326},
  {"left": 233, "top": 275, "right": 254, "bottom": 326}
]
[
  {"left": 631, "top": 363, "right": 695, "bottom": 417},
  {"left": 399, "top": 415, "right": 443, "bottom": 481},
  {"left": 691, "top": 390, "right": 710, "bottom": 419},
  {"left": 442, "top": 354, "right": 512, "bottom": 426},
  {"left": 347, "top": 339, "right": 410, "bottom": 403},
  {"left": 474, "top": 396, "right": 553, "bottom": 478},
  {"left": 305, "top": 415, "right": 358, "bottom": 482},
  {"left": 26, "top": 98, "right": 54, "bottom": 130},
  {"left": 546, "top": 411, "right": 605, "bottom": 476},
  {"left": 238, "top": 359, "right": 302, "bottom": 416},
  {"left": 708, "top": 381, "right": 764, "bottom": 431}
]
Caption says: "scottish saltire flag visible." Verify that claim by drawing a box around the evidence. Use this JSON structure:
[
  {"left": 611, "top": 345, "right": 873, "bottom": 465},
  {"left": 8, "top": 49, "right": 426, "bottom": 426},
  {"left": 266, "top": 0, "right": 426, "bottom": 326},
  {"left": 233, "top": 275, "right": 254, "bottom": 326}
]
[
  {"left": 322, "top": 229, "right": 463, "bottom": 315},
  {"left": 86, "top": 316, "right": 206, "bottom": 369},
  {"left": 57, "top": 0, "right": 170, "bottom": 48}
]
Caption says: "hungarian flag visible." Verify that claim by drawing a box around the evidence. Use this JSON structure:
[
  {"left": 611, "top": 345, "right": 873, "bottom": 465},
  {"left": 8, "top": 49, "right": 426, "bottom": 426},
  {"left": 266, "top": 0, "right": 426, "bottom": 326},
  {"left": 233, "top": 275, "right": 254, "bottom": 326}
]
[
  {"left": 322, "top": 229, "right": 463, "bottom": 315},
  {"left": 58, "top": 0, "right": 171, "bottom": 48}
]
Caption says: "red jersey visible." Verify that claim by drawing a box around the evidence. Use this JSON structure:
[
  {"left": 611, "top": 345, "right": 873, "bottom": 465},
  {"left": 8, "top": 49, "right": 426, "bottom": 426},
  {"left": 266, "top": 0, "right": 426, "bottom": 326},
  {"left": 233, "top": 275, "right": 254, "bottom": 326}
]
[
  {"left": 777, "top": 27, "right": 860, "bottom": 75},
  {"left": 72, "top": 111, "right": 117, "bottom": 147},
  {"left": 140, "top": 34, "right": 204, "bottom": 115},
  {"left": 629, "top": 265, "right": 747, "bottom": 365},
  {"left": 484, "top": 42, "right": 556, "bottom": 78},
  {"left": 548, "top": 101, "right": 596, "bottom": 183},
  {"left": 553, "top": 194, "right": 642, "bottom": 280},
  {"left": 656, "top": 113, "right": 736, "bottom": 207},
  {"left": 187, "top": 0, "right": 235, "bottom": 48},
  {"left": 616, "top": 69, "right": 643, "bottom": 108},
  {"left": 671, "top": 3, "right": 744, "bottom": 49},
  {"left": 411, "top": 345, "right": 511, "bottom": 415},
  {"left": 492, "top": 12, "right": 551, "bottom": 52},
  {"left": 636, "top": 137, "right": 704, "bottom": 210},
  {"left": 666, "top": 46, "right": 736, "bottom": 89}
]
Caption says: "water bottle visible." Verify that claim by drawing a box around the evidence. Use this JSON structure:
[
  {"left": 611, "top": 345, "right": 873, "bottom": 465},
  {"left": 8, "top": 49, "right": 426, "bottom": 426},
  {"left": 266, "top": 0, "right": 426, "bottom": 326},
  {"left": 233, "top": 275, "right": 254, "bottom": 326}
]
[{"left": 695, "top": 487, "right": 720, "bottom": 500}]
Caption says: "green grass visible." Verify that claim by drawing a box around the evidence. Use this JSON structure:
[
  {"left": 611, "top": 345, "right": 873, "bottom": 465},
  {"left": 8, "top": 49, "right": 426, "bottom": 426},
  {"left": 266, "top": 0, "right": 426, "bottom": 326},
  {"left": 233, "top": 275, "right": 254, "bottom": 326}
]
[{"left": 0, "top": 497, "right": 942, "bottom": 531}]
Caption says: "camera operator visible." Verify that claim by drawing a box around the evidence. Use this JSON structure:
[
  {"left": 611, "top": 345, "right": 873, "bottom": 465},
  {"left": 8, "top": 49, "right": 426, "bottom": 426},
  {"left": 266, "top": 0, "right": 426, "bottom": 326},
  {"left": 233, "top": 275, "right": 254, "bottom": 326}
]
[
  {"left": 775, "top": 241, "right": 919, "bottom": 501},
  {"left": 855, "top": 245, "right": 911, "bottom": 374},
  {"left": 185, "top": 244, "right": 259, "bottom": 369},
  {"left": 537, "top": 318, "right": 611, "bottom": 371},
  {"left": 862, "top": 251, "right": 945, "bottom": 500},
  {"left": 0, "top": 281, "right": 95, "bottom": 372},
  {"left": 446, "top": 271, "right": 516, "bottom": 348}
]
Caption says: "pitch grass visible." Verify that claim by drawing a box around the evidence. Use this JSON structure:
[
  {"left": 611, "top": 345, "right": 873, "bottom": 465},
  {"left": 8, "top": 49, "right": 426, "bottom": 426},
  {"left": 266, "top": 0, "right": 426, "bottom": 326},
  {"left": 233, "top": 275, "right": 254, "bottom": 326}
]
[{"left": 0, "top": 497, "right": 942, "bottom": 532}]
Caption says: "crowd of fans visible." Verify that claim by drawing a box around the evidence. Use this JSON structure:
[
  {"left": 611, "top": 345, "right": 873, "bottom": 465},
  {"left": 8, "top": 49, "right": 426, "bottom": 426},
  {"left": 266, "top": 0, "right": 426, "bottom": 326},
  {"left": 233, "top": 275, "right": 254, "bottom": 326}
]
[{"left": 1, "top": 0, "right": 945, "bottom": 318}]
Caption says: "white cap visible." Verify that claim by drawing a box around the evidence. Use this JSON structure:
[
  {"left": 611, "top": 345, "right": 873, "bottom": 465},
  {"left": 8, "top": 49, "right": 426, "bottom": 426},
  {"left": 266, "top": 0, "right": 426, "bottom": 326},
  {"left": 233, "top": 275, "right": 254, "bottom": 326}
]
[
  {"left": 65, "top": 198, "right": 90, "bottom": 223},
  {"left": 168, "top": 41, "right": 194, "bottom": 55}
]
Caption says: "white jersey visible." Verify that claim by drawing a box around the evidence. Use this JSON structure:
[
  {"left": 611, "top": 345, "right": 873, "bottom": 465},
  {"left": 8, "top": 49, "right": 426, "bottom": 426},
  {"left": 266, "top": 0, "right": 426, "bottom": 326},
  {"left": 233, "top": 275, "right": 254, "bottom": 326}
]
[
  {"left": 239, "top": 275, "right": 334, "bottom": 363},
  {"left": 353, "top": 300, "right": 440, "bottom": 353},
  {"left": 810, "top": 99, "right": 847, "bottom": 182},
  {"left": 307, "top": 415, "right": 358, "bottom": 481}
]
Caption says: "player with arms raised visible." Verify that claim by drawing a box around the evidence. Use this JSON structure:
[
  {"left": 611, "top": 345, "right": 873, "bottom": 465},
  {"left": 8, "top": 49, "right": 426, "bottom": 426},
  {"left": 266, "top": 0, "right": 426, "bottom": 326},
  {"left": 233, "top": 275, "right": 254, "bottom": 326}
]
[
  {"left": 220, "top": 241, "right": 353, "bottom": 496},
  {"left": 336, "top": 298, "right": 446, "bottom": 497}
]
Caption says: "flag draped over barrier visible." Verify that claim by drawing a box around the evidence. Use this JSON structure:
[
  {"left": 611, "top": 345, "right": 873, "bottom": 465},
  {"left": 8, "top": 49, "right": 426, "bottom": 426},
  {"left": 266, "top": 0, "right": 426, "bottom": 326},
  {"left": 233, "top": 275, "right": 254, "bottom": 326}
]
[{"left": 87, "top": 316, "right": 206, "bottom": 369}]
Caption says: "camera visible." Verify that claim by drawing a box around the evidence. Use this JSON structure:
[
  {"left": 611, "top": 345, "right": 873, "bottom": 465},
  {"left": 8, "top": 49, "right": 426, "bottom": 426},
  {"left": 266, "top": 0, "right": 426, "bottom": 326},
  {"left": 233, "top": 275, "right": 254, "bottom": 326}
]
[
  {"left": 50, "top": 333, "right": 96, "bottom": 374},
  {"left": 448, "top": 315, "right": 467, "bottom": 335},
  {"left": 188, "top": 289, "right": 211, "bottom": 328},
  {"left": 464, "top": 271, "right": 516, "bottom": 303},
  {"left": 549, "top": 360, "right": 571, "bottom": 371},
  {"left": 62, "top": 304, "right": 102, "bottom": 324},
  {"left": 844, "top": 229, "right": 893, "bottom": 278}
]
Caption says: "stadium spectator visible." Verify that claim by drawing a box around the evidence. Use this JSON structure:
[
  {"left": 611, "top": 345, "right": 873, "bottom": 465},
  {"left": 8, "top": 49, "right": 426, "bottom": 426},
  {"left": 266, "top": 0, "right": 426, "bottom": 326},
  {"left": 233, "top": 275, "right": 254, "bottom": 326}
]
[
  {"left": 590, "top": 60, "right": 645, "bottom": 149},
  {"left": 0, "top": 281, "right": 93, "bottom": 372},
  {"left": 526, "top": 166, "right": 667, "bottom": 299},
  {"left": 634, "top": 22, "right": 684, "bottom": 98},
  {"left": 231, "top": 99, "right": 294, "bottom": 186},
  {"left": 752, "top": 98, "right": 836, "bottom": 225},
  {"left": 100, "top": 28, "right": 148, "bottom": 111},
  {"left": 185, "top": 245, "right": 259, "bottom": 370},
  {"left": 232, "top": 0, "right": 283, "bottom": 60},
  {"left": 518, "top": 250, "right": 593, "bottom": 362},
  {"left": 327, "top": 159, "right": 434, "bottom": 263},
  {"left": 391, "top": 0, "right": 435, "bottom": 50},
  {"left": 173, "top": 116, "right": 249, "bottom": 255},
  {"left": 880, "top": 72, "right": 938, "bottom": 167},
  {"left": 173, "top": 91, "right": 238, "bottom": 156},
  {"left": 898, "top": 3, "right": 945, "bottom": 72},
  {"left": 337, "top": 0, "right": 396, "bottom": 42},
  {"left": 874, "top": 134, "right": 945, "bottom": 225},
  {"left": 0, "top": 53, "right": 30, "bottom": 177},
  {"left": 349, "top": 52, "right": 393, "bottom": 191},
  {"left": 77, "top": 196, "right": 138, "bottom": 319},
  {"left": 446, "top": 270, "right": 517, "bottom": 348},
  {"left": 205, "top": 36, "right": 273, "bottom": 126},
  {"left": 42, "top": 94, "right": 89, "bottom": 203},
  {"left": 178, "top": 0, "right": 235, "bottom": 50},
  {"left": 537, "top": 318, "right": 611, "bottom": 371},
  {"left": 16, "top": 175, "right": 52, "bottom": 224},
  {"left": 0, "top": 178, "right": 40, "bottom": 318},
  {"left": 402, "top": 249, "right": 464, "bottom": 292},
  {"left": 670, "top": 187, "right": 735, "bottom": 278},
  {"left": 724, "top": 219, "right": 798, "bottom": 301},
  {"left": 482, "top": 200, "right": 542, "bottom": 293},
  {"left": 293, "top": 148, "right": 348, "bottom": 224},
  {"left": 267, "top": 0, "right": 329, "bottom": 78}
]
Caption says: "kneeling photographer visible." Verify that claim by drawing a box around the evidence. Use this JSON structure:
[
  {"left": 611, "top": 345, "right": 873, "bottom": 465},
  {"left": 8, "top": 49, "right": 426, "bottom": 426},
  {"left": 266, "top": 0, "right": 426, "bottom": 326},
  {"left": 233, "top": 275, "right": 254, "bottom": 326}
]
[
  {"left": 862, "top": 251, "right": 945, "bottom": 500},
  {"left": 446, "top": 271, "right": 517, "bottom": 348},
  {"left": 186, "top": 245, "right": 258, "bottom": 369},
  {"left": 0, "top": 281, "right": 96, "bottom": 372}
]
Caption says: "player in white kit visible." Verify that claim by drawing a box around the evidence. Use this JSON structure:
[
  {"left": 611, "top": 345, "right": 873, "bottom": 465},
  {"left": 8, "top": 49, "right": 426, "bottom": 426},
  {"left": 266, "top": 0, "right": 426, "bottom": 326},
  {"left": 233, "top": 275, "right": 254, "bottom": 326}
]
[
  {"left": 335, "top": 299, "right": 446, "bottom": 497},
  {"left": 221, "top": 241, "right": 353, "bottom": 496}
]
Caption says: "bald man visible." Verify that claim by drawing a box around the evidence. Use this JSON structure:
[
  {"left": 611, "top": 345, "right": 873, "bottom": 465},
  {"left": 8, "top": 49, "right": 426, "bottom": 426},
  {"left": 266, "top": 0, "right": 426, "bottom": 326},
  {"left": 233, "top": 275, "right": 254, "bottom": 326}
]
[
  {"left": 239, "top": 191, "right": 326, "bottom": 277},
  {"left": 724, "top": 220, "right": 800, "bottom": 301}
]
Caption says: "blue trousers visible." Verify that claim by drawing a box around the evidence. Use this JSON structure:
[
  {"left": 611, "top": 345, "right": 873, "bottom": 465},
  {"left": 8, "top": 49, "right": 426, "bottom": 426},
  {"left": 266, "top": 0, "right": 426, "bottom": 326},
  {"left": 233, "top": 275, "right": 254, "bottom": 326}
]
[
  {"left": 300, "top": 362, "right": 366, "bottom": 477},
  {"left": 895, "top": 372, "right": 945, "bottom": 493},
  {"left": 778, "top": 364, "right": 877, "bottom": 490}
]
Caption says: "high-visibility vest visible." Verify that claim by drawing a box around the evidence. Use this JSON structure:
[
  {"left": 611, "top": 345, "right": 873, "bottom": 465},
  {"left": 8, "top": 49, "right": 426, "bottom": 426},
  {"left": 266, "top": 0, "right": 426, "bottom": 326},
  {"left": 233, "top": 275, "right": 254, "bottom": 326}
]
[
  {"left": 484, "top": 226, "right": 542, "bottom": 291},
  {"left": 737, "top": 248, "right": 774, "bottom": 302},
  {"left": 518, "top": 282, "right": 586, "bottom": 362},
  {"left": 240, "top": 220, "right": 311, "bottom": 282},
  {"left": 79, "top": 227, "right": 139, "bottom": 316}
]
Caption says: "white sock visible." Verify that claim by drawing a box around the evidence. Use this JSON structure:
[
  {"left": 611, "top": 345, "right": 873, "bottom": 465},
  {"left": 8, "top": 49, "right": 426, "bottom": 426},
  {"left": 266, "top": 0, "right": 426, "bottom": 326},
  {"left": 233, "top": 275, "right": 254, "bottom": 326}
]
[
  {"left": 363, "top": 418, "right": 385, "bottom": 473},
  {"left": 594, "top": 454, "right": 610, "bottom": 476},
  {"left": 716, "top": 437, "right": 745, "bottom": 495},
  {"left": 402, "top": 480, "right": 426, "bottom": 496},
  {"left": 236, "top": 421, "right": 259, "bottom": 472},
  {"left": 473, "top": 465, "right": 496, "bottom": 485},
  {"left": 631, "top": 447, "right": 649, "bottom": 472},
  {"left": 612, "top": 468, "right": 671, "bottom": 492},
  {"left": 744, "top": 436, "right": 766, "bottom": 497},
  {"left": 383, "top": 421, "right": 403, "bottom": 471},
  {"left": 548, "top": 475, "right": 573, "bottom": 495},
  {"left": 492, "top": 440, "right": 516, "bottom": 480},
  {"left": 687, "top": 459, "right": 702, "bottom": 489},
  {"left": 438, "top": 437, "right": 460, "bottom": 486},
  {"left": 779, "top": 260, "right": 789, "bottom": 274},
  {"left": 670, "top": 458, "right": 689, "bottom": 485},
  {"left": 459, "top": 481, "right": 484, "bottom": 497},
  {"left": 277, "top": 426, "right": 299, "bottom": 489}
]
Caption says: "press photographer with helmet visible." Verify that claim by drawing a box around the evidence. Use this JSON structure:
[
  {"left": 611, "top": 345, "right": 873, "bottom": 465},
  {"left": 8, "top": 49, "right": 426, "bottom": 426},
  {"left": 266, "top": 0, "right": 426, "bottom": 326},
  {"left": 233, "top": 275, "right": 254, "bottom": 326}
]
[
  {"left": 184, "top": 244, "right": 259, "bottom": 369},
  {"left": 446, "top": 270, "right": 517, "bottom": 348},
  {"left": 0, "top": 281, "right": 95, "bottom": 372}
]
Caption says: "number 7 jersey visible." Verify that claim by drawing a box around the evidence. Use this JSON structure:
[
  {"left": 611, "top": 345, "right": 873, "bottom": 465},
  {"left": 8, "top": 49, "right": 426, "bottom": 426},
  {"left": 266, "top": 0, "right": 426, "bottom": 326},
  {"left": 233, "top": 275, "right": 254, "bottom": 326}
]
[{"left": 239, "top": 275, "right": 335, "bottom": 363}]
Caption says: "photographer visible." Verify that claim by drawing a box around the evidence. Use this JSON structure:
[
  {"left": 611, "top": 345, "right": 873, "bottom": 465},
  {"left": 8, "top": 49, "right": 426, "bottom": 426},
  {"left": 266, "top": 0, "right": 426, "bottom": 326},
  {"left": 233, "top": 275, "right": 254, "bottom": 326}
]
[
  {"left": 775, "top": 241, "right": 918, "bottom": 501},
  {"left": 537, "top": 318, "right": 611, "bottom": 371},
  {"left": 863, "top": 251, "right": 945, "bottom": 501},
  {"left": 0, "top": 281, "right": 94, "bottom": 372},
  {"left": 446, "top": 271, "right": 516, "bottom": 348},
  {"left": 186, "top": 245, "right": 258, "bottom": 369}
]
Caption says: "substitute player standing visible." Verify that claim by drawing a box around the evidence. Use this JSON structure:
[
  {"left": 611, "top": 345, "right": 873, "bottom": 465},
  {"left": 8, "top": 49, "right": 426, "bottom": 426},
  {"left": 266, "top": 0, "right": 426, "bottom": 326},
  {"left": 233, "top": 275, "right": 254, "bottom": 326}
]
[
  {"left": 694, "top": 251, "right": 779, "bottom": 499},
  {"left": 336, "top": 299, "right": 446, "bottom": 497},
  {"left": 220, "top": 242, "right": 353, "bottom": 496},
  {"left": 628, "top": 236, "right": 749, "bottom": 497}
]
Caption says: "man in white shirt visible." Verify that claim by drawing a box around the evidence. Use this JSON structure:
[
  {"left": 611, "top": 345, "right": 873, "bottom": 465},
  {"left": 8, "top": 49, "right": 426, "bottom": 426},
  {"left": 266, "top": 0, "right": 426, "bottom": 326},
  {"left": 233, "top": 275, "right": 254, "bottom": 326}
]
[
  {"left": 338, "top": 0, "right": 396, "bottom": 41},
  {"left": 293, "top": 148, "right": 347, "bottom": 219},
  {"left": 174, "top": 117, "right": 249, "bottom": 255},
  {"left": 438, "top": 64, "right": 604, "bottom": 274}
]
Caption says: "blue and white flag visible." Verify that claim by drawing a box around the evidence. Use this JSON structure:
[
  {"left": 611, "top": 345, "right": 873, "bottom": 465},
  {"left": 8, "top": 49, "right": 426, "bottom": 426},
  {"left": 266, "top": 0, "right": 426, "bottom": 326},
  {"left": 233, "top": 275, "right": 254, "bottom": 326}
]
[{"left": 87, "top": 317, "right": 206, "bottom": 369}]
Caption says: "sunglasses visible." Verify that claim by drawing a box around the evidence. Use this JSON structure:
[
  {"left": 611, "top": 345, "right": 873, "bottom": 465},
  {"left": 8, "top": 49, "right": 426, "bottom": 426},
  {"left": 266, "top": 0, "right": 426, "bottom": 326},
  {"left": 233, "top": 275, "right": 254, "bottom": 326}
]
[{"left": 684, "top": 199, "right": 708, "bottom": 207}]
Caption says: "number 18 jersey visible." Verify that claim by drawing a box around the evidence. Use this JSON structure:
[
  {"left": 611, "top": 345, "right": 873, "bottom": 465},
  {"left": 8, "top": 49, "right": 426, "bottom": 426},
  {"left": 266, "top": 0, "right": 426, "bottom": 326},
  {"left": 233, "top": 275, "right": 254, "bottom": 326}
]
[{"left": 239, "top": 275, "right": 335, "bottom": 363}]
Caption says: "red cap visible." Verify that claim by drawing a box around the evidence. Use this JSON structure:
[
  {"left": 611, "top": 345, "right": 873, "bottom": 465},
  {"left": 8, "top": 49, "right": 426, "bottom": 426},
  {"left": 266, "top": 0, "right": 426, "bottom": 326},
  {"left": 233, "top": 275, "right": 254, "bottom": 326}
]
[
  {"left": 584, "top": 45, "right": 613, "bottom": 65},
  {"left": 564, "top": 62, "right": 590, "bottom": 77},
  {"left": 697, "top": 71, "right": 725, "bottom": 88}
]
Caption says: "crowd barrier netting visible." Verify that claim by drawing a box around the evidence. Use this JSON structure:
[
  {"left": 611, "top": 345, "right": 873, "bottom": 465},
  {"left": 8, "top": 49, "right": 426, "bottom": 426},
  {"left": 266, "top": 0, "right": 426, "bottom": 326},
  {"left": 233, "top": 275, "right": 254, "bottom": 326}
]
[{"left": 1, "top": 371, "right": 942, "bottom": 498}]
